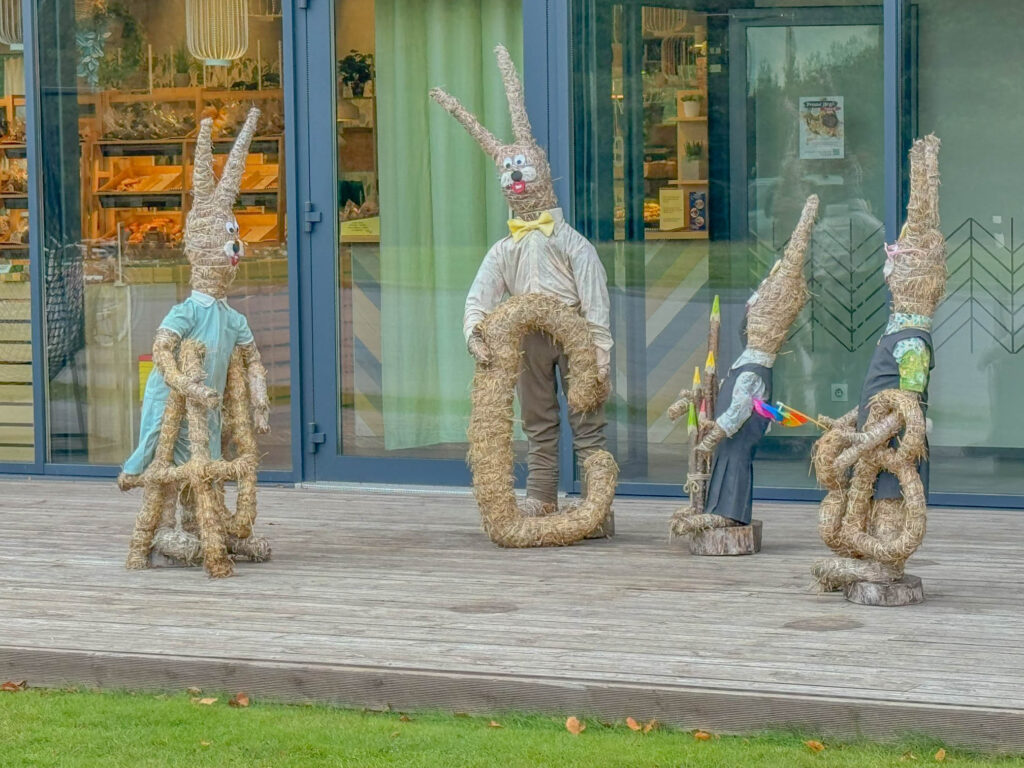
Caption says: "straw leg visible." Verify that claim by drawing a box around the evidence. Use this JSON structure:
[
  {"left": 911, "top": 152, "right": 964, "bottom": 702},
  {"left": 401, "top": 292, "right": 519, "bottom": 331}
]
[
  {"left": 195, "top": 482, "right": 233, "bottom": 578},
  {"left": 126, "top": 483, "right": 171, "bottom": 570}
]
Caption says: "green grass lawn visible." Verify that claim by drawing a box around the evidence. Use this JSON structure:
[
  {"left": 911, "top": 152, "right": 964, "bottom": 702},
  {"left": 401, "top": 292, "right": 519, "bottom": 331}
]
[{"left": 1, "top": 688, "right": 1022, "bottom": 768}]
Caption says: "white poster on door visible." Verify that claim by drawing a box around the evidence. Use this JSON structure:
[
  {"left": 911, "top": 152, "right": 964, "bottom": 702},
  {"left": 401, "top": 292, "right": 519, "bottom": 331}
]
[{"left": 799, "top": 96, "right": 844, "bottom": 159}]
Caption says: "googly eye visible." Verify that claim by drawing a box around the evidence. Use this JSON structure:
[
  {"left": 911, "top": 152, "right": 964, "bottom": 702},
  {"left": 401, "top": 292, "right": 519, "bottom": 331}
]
[
  {"left": 514, "top": 154, "right": 526, "bottom": 166},
  {"left": 225, "top": 220, "right": 240, "bottom": 237},
  {"left": 502, "top": 157, "right": 513, "bottom": 170}
]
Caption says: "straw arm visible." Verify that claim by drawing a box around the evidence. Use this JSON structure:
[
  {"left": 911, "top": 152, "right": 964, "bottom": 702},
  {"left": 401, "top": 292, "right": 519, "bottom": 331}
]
[
  {"left": 667, "top": 389, "right": 695, "bottom": 421},
  {"left": 152, "top": 328, "right": 220, "bottom": 409},
  {"left": 818, "top": 407, "right": 858, "bottom": 431},
  {"left": 239, "top": 341, "right": 270, "bottom": 434},
  {"left": 834, "top": 412, "right": 902, "bottom": 471},
  {"left": 696, "top": 422, "right": 726, "bottom": 455}
]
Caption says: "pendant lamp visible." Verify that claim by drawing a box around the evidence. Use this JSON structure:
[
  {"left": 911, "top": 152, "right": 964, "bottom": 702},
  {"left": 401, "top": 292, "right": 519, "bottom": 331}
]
[
  {"left": 186, "top": 0, "right": 249, "bottom": 66},
  {"left": 0, "top": 0, "right": 22, "bottom": 51}
]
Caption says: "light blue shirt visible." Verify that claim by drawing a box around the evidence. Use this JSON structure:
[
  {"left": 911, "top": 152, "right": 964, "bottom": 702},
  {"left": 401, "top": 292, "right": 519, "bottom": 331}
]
[{"left": 123, "top": 291, "right": 254, "bottom": 474}]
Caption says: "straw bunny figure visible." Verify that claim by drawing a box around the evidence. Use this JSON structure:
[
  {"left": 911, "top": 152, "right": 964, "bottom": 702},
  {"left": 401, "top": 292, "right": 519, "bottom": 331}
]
[
  {"left": 811, "top": 135, "right": 945, "bottom": 594},
  {"left": 118, "top": 107, "right": 272, "bottom": 578},
  {"left": 430, "top": 45, "right": 616, "bottom": 536},
  {"left": 668, "top": 195, "right": 818, "bottom": 536}
]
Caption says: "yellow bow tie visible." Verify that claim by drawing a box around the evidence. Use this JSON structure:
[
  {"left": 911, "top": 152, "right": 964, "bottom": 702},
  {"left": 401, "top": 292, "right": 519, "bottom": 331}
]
[{"left": 508, "top": 211, "right": 556, "bottom": 242}]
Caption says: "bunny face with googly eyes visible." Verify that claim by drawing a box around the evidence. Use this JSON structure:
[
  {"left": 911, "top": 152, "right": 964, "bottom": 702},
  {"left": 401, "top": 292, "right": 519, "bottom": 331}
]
[
  {"left": 493, "top": 142, "right": 555, "bottom": 216},
  {"left": 222, "top": 218, "right": 244, "bottom": 267}
]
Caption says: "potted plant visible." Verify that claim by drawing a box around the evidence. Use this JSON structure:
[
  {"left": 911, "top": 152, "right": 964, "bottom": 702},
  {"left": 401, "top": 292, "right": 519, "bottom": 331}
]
[
  {"left": 337, "top": 50, "right": 374, "bottom": 97},
  {"left": 683, "top": 140, "right": 703, "bottom": 179},
  {"left": 681, "top": 93, "right": 703, "bottom": 118},
  {"left": 173, "top": 44, "right": 192, "bottom": 87}
]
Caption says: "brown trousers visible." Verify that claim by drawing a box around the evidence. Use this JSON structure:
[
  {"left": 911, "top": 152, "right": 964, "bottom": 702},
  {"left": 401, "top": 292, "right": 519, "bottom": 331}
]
[{"left": 517, "top": 332, "right": 608, "bottom": 503}]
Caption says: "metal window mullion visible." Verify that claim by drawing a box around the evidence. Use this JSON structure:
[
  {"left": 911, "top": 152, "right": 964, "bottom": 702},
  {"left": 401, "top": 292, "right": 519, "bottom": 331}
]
[
  {"left": 22, "top": 0, "right": 44, "bottom": 469},
  {"left": 883, "top": 0, "right": 903, "bottom": 241}
]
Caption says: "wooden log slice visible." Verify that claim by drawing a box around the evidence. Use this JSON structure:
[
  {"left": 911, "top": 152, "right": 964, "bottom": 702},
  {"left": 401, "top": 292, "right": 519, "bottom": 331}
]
[
  {"left": 688, "top": 519, "right": 762, "bottom": 556},
  {"left": 844, "top": 574, "right": 925, "bottom": 606}
]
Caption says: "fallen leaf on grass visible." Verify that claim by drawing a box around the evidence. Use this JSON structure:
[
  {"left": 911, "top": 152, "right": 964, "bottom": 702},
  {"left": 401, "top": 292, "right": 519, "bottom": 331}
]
[
  {"left": 488, "top": 721, "right": 503, "bottom": 729},
  {"left": 626, "top": 717, "right": 642, "bottom": 732},
  {"left": 390, "top": 731, "right": 399, "bottom": 739},
  {"left": 805, "top": 740, "right": 826, "bottom": 753},
  {"left": 399, "top": 715, "right": 411, "bottom": 722},
  {"left": 200, "top": 741, "right": 211, "bottom": 748},
  {"left": 1, "top": 680, "right": 26, "bottom": 692},
  {"left": 935, "top": 748, "right": 947, "bottom": 762},
  {"left": 566, "top": 716, "right": 586, "bottom": 735},
  {"left": 228, "top": 693, "right": 249, "bottom": 708},
  {"left": 196, "top": 697, "right": 218, "bottom": 706},
  {"left": 693, "top": 731, "right": 712, "bottom": 741},
  {"left": 643, "top": 719, "right": 659, "bottom": 734},
  {"left": 901, "top": 752, "right": 919, "bottom": 761},
  {"left": 186, "top": 687, "right": 202, "bottom": 696}
]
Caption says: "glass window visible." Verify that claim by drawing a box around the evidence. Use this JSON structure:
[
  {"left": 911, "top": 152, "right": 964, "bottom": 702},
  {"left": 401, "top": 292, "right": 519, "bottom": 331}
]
[
  {"left": 0, "top": 31, "right": 29, "bottom": 463},
  {"left": 575, "top": 1, "right": 882, "bottom": 488},
  {"left": 335, "top": 0, "right": 523, "bottom": 460},
  {"left": 910, "top": 0, "right": 1024, "bottom": 496},
  {"left": 36, "top": 0, "right": 291, "bottom": 469}
]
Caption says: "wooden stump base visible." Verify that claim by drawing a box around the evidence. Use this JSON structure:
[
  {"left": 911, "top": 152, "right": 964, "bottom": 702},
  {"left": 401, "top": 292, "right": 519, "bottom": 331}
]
[
  {"left": 844, "top": 574, "right": 925, "bottom": 606},
  {"left": 689, "top": 519, "right": 762, "bottom": 556}
]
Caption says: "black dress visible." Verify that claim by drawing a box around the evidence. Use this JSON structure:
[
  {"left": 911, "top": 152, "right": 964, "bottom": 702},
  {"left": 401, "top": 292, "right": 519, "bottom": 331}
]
[
  {"left": 856, "top": 327, "right": 934, "bottom": 499},
  {"left": 705, "top": 362, "right": 773, "bottom": 525}
]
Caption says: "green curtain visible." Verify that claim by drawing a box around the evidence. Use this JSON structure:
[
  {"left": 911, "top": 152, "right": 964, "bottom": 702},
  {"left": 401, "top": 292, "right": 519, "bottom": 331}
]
[{"left": 375, "top": 0, "right": 523, "bottom": 450}]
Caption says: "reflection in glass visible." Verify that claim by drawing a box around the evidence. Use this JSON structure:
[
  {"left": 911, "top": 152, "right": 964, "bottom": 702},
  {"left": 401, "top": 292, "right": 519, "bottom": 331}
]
[
  {"left": 336, "top": 0, "right": 524, "bottom": 461},
  {"left": 37, "top": 0, "right": 291, "bottom": 468},
  {"left": 913, "top": 0, "right": 1024, "bottom": 495},
  {"left": 0, "top": 36, "right": 29, "bottom": 462},
  {"left": 575, "top": 3, "right": 883, "bottom": 488}
]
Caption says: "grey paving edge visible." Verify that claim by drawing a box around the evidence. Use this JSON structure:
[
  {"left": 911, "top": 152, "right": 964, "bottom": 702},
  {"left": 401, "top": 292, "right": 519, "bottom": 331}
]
[{"left": 3, "top": 646, "right": 1022, "bottom": 752}]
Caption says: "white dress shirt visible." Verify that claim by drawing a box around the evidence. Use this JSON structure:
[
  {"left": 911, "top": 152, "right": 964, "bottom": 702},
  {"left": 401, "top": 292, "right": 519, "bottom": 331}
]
[
  {"left": 716, "top": 349, "right": 775, "bottom": 437},
  {"left": 463, "top": 208, "right": 613, "bottom": 368}
]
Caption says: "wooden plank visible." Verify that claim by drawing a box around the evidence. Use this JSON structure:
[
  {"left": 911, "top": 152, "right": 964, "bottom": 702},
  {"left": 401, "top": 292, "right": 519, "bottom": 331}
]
[
  {"left": 0, "top": 322, "right": 31, "bottom": 341},
  {"left": 0, "top": 403, "right": 32, "bottom": 424},
  {"left": 0, "top": 363, "right": 31, "bottom": 383},
  {"left": 0, "top": 282, "right": 30, "bottom": 300},
  {"left": 0, "top": 424, "right": 32, "bottom": 443},
  {"left": 0, "top": 300, "right": 30, "bottom": 320},
  {"left": 0, "top": 444, "right": 31, "bottom": 461},
  {"left": 0, "top": 383, "right": 32, "bottom": 402},
  {"left": 0, "top": 341, "right": 31, "bottom": 363}
]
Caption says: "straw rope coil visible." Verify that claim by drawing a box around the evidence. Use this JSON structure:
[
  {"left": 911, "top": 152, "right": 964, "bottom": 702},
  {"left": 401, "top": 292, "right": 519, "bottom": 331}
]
[
  {"left": 468, "top": 293, "right": 617, "bottom": 547},
  {"left": 810, "top": 136, "right": 944, "bottom": 593}
]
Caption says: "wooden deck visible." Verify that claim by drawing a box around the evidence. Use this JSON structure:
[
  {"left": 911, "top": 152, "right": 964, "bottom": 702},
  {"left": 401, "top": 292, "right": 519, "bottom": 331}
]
[{"left": 1, "top": 477, "right": 1023, "bottom": 749}]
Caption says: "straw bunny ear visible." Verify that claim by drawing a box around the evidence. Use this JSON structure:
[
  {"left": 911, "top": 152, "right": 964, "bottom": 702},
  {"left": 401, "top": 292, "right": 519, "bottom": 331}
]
[
  {"left": 494, "top": 44, "right": 533, "bottom": 144},
  {"left": 429, "top": 87, "right": 502, "bottom": 158},
  {"left": 214, "top": 107, "right": 261, "bottom": 207},
  {"left": 192, "top": 117, "right": 216, "bottom": 206},
  {"left": 779, "top": 194, "right": 819, "bottom": 277},
  {"left": 904, "top": 135, "right": 941, "bottom": 235},
  {"left": 922, "top": 133, "right": 941, "bottom": 228}
]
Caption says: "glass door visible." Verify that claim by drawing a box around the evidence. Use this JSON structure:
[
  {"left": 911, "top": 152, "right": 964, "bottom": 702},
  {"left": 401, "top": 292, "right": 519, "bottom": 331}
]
[
  {"left": 729, "top": 6, "right": 884, "bottom": 491},
  {"left": 573, "top": 1, "right": 883, "bottom": 493},
  {"left": 304, "top": 0, "right": 526, "bottom": 483}
]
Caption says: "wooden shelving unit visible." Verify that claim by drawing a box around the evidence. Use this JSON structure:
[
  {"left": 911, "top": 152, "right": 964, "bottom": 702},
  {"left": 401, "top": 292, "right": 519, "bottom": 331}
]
[
  {"left": 79, "top": 87, "right": 287, "bottom": 280},
  {"left": 638, "top": 15, "right": 711, "bottom": 241}
]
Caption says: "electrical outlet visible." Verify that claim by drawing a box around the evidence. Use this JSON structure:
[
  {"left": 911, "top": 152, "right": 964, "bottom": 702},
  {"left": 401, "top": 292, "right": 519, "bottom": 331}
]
[{"left": 831, "top": 383, "right": 848, "bottom": 402}]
